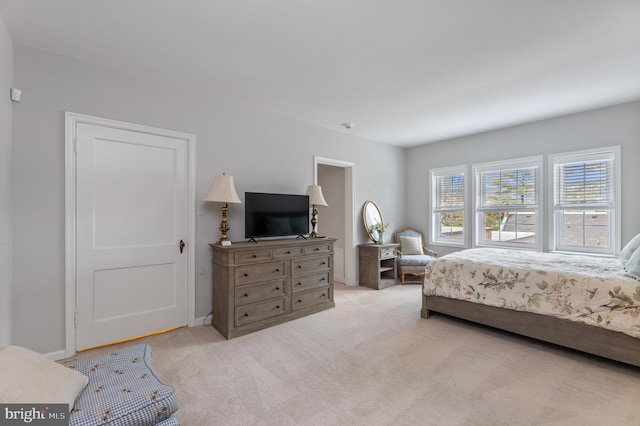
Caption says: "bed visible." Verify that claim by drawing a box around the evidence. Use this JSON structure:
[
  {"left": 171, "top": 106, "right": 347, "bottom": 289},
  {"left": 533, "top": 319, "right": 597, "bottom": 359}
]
[{"left": 421, "top": 248, "right": 640, "bottom": 367}]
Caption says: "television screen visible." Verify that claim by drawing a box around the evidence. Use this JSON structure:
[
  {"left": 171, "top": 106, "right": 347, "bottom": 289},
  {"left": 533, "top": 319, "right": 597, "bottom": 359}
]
[{"left": 244, "top": 192, "right": 310, "bottom": 239}]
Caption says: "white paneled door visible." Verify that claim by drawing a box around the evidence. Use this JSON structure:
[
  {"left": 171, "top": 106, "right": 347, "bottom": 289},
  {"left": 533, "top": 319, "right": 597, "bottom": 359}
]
[{"left": 75, "top": 122, "right": 188, "bottom": 350}]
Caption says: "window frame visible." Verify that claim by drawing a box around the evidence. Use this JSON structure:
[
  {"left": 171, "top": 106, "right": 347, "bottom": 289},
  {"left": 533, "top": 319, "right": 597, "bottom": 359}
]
[
  {"left": 430, "top": 165, "right": 468, "bottom": 247},
  {"left": 473, "top": 156, "right": 543, "bottom": 250},
  {"left": 549, "top": 146, "right": 620, "bottom": 255}
]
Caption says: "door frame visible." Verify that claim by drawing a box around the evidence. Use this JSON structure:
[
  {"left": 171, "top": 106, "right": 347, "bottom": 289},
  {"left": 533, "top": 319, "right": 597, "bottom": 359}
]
[
  {"left": 64, "top": 112, "right": 196, "bottom": 357},
  {"left": 313, "top": 156, "right": 356, "bottom": 286}
]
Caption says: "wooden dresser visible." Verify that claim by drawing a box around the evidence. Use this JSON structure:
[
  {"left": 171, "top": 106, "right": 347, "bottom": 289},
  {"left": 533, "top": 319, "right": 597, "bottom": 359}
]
[{"left": 210, "top": 238, "right": 336, "bottom": 339}]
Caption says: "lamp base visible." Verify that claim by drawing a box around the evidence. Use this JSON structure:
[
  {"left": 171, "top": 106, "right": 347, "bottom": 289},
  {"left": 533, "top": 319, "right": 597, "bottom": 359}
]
[
  {"left": 217, "top": 202, "right": 232, "bottom": 245},
  {"left": 309, "top": 206, "right": 319, "bottom": 238}
]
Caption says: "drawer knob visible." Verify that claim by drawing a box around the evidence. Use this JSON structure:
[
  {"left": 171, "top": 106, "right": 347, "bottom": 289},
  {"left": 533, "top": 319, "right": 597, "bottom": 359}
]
[
  {"left": 296, "top": 282, "right": 302, "bottom": 286},
  {"left": 244, "top": 313, "right": 248, "bottom": 317},
  {"left": 297, "top": 299, "right": 302, "bottom": 303},
  {"left": 297, "top": 265, "right": 302, "bottom": 269},
  {"left": 320, "top": 278, "right": 326, "bottom": 281},
  {"left": 244, "top": 293, "right": 248, "bottom": 297},
  {"left": 286, "top": 250, "right": 291, "bottom": 254},
  {"left": 244, "top": 273, "right": 248, "bottom": 277},
  {"left": 321, "top": 261, "right": 326, "bottom": 265},
  {"left": 252, "top": 254, "right": 257, "bottom": 258},
  {"left": 275, "top": 305, "right": 280, "bottom": 309},
  {"left": 315, "top": 247, "right": 320, "bottom": 251},
  {"left": 321, "top": 294, "right": 326, "bottom": 297},
  {"left": 275, "top": 287, "right": 280, "bottom": 290},
  {"left": 275, "top": 268, "right": 280, "bottom": 272}
]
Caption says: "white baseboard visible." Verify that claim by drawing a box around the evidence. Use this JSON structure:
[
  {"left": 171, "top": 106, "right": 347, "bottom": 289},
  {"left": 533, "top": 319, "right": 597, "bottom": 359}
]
[
  {"left": 44, "top": 349, "right": 67, "bottom": 362},
  {"left": 195, "top": 315, "right": 212, "bottom": 326}
]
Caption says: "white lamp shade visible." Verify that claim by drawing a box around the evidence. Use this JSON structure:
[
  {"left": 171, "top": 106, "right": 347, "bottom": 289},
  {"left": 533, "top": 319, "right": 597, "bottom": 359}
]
[
  {"left": 306, "top": 184, "right": 328, "bottom": 207},
  {"left": 204, "top": 173, "right": 242, "bottom": 203}
]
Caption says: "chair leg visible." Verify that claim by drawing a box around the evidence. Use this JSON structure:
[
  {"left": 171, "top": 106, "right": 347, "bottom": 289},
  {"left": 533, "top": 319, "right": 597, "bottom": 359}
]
[{"left": 401, "top": 272, "right": 405, "bottom": 284}]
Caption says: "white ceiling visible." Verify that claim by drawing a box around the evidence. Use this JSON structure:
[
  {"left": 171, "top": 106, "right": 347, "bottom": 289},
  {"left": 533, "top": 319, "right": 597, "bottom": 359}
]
[{"left": 1, "top": 0, "right": 639, "bottom": 147}]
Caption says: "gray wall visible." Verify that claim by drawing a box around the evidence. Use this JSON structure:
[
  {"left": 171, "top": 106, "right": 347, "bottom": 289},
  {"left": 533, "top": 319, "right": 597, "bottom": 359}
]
[
  {"left": 405, "top": 101, "right": 640, "bottom": 256},
  {"left": 10, "top": 44, "right": 405, "bottom": 354},
  {"left": 0, "top": 11, "right": 13, "bottom": 346}
]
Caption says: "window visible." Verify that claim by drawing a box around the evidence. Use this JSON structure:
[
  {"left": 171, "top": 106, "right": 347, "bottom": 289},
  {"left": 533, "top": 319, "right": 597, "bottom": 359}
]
[
  {"left": 431, "top": 166, "right": 466, "bottom": 245},
  {"left": 551, "top": 147, "right": 619, "bottom": 254},
  {"left": 474, "top": 157, "right": 542, "bottom": 249}
]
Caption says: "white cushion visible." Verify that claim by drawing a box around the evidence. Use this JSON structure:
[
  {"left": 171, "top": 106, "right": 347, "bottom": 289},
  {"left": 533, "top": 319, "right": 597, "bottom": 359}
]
[
  {"left": 620, "top": 232, "right": 640, "bottom": 264},
  {"left": 400, "top": 236, "right": 423, "bottom": 255},
  {"left": 625, "top": 246, "right": 640, "bottom": 280},
  {"left": 0, "top": 346, "right": 88, "bottom": 412}
]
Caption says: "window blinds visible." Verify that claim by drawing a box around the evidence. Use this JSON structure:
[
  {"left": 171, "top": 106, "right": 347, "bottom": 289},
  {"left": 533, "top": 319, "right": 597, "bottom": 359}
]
[
  {"left": 434, "top": 172, "right": 464, "bottom": 212},
  {"left": 554, "top": 153, "right": 615, "bottom": 210}
]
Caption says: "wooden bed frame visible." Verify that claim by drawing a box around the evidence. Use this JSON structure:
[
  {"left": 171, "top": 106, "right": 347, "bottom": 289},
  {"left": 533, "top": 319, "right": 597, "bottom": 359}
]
[{"left": 422, "top": 294, "right": 640, "bottom": 368}]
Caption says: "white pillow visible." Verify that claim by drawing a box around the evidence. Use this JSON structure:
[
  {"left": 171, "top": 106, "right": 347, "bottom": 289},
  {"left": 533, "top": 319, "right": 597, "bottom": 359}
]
[
  {"left": 400, "top": 236, "right": 423, "bottom": 255},
  {"left": 624, "top": 246, "right": 640, "bottom": 280},
  {"left": 0, "top": 346, "right": 88, "bottom": 412},
  {"left": 620, "top": 232, "right": 640, "bottom": 264}
]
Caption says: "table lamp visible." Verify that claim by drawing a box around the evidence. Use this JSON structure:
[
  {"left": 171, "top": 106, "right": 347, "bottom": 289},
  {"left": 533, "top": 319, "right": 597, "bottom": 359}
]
[
  {"left": 305, "top": 184, "right": 328, "bottom": 238},
  {"left": 204, "top": 173, "right": 242, "bottom": 245}
]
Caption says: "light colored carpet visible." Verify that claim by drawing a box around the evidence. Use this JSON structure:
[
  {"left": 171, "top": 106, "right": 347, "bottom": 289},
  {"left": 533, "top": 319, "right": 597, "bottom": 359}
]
[{"left": 69, "top": 283, "right": 640, "bottom": 425}]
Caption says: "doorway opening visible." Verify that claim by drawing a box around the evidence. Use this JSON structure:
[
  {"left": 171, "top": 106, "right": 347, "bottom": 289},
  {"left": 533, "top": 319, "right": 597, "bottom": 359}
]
[{"left": 314, "top": 156, "right": 356, "bottom": 285}]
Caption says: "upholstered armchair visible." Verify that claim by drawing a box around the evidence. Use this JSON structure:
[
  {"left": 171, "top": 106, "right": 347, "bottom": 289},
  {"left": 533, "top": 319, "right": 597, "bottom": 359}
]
[{"left": 394, "top": 227, "right": 437, "bottom": 284}]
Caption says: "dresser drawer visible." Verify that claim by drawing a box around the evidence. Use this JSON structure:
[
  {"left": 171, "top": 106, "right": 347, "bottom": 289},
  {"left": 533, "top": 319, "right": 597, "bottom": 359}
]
[
  {"left": 379, "top": 247, "right": 396, "bottom": 260},
  {"left": 293, "top": 272, "right": 330, "bottom": 293},
  {"left": 273, "top": 247, "right": 303, "bottom": 258},
  {"left": 292, "top": 287, "right": 331, "bottom": 311},
  {"left": 236, "top": 261, "right": 286, "bottom": 285},
  {"left": 304, "top": 243, "right": 332, "bottom": 255},
  {"left": 235, "top": 279, "right": 286, "bottom": 306},
  {"left": 235, "top": 298, "right": 286, "bottom": 326},
  {"left": 235, "top": 249, "right": 272, "bottom": 264},
  {"left": 292, "top": 256, "right": 330, "bottom": 277}
]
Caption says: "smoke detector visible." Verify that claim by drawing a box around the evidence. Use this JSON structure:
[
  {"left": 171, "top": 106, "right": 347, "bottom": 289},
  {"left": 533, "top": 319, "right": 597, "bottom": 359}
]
[{"left": 340, "top": 122, "right": 354, "bottom": 130}]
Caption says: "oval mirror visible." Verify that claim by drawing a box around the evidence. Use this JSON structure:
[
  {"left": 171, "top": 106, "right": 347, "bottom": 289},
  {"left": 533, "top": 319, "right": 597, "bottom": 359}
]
[{"left": 362, "top": 200, "right": 384, "bottom": 243}]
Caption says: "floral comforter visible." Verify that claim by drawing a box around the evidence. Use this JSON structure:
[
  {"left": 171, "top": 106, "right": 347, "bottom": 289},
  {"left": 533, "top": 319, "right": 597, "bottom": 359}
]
[{"left": 423, "top": 248, "right": 640, "bottom": 339}]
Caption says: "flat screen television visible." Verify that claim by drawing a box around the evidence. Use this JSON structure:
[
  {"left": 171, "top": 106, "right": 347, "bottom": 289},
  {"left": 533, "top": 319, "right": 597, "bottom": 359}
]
[{"left": 244, "top": 192, "right": 310, "bottom": 239}]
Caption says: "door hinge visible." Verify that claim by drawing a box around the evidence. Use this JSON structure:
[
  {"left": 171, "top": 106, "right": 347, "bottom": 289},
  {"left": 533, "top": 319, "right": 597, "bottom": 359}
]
[{"left": 74, "top": 311, "right": 79, "bottom": 328}]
